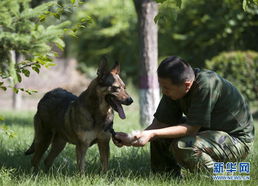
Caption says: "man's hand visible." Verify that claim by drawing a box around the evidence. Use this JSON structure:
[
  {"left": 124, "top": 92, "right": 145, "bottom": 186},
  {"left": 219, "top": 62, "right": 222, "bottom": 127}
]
[{"left": 131, "top": 130, "right": 154, "bottom": 147}]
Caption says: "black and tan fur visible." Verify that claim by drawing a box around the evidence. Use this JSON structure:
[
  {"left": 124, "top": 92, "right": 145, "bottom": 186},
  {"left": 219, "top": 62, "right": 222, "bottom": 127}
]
[{"left": 25, "top": 58, "right": 133, "bottom": 173}]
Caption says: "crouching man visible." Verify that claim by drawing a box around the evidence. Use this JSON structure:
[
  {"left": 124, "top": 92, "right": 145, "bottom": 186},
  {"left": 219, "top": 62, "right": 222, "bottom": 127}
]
[{"left": 113, "top": 56, "right": 254, "bottom": 177}]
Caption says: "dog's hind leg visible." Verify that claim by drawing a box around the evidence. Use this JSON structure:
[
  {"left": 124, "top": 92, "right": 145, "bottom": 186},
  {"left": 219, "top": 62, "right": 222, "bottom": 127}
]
[
  {"left": 44, "top": 134, "right": 66, "bottom": 171},
  {"left": 97, "top": 139, "right": 110, "bottom": 172},
  {"left": 31, "top": 126, "right": 52, "bottom": 172},
  {"left": 76, "top": 143, "right": 89, "bottom": 175},
  {"left": 31, "top": 136, "right": 52, "bottom": 171}
]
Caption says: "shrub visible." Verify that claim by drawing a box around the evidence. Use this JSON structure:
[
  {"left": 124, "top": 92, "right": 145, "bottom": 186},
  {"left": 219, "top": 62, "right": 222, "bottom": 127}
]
[{"left": 205, "top": 51, "right": 258, "bottom": 103}]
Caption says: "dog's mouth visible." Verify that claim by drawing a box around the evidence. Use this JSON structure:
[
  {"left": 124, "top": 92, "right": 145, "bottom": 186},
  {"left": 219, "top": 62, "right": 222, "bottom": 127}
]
[{"left": 105, "top": 95, "right": 126, "bottom": 119}]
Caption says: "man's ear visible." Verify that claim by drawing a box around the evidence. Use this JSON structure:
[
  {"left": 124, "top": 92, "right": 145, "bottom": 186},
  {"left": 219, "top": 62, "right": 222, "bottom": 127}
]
[
  {"left": 97, "top": 56, "right": 108, "bottom": 78},
  {"left": 111, "top": 61, "right": 120, "bottom": 75},
  {"left": 184, "top": 81, "right": 193, "bottom": 91}
]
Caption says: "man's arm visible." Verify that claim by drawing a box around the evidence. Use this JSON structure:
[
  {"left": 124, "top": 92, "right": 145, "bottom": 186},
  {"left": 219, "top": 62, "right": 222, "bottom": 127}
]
[
  {"left": 145, "top": 118, "right": 200, "bottom": 138},
  {"left": 132, "top": 123, "right": 201, "bottom": 147},
  {"left": 149, "top": 124, "right": 201, "bottom": 138},
  {"left": 113, "top": 117, "right": 201, "bottom": 147},
  {"left": 144, "top": 118, "right": 170, "bottom": 130}
]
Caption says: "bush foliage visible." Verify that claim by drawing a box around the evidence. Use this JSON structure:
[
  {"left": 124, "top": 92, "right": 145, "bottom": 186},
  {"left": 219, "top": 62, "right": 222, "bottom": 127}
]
[
  {"left": 205, "top": 51, "right": 258, "bottom": 102},
  {"left": 158, "top": 0, "right": 258, "bottom": 67}
]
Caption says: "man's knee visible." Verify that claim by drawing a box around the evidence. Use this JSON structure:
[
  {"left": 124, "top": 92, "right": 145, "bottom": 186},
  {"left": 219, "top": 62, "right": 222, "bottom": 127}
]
[
  {"left": 169, "top": 136, "right": 196, "bottom": 165},
  {"left": 169, "top": 136, "right": 214, "bottom": 172}
]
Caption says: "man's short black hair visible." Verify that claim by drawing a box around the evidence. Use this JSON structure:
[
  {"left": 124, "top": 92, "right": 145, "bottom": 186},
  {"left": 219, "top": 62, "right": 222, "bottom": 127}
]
[{"left": 157, "top": 56, "right": 195, "bottom": 85}]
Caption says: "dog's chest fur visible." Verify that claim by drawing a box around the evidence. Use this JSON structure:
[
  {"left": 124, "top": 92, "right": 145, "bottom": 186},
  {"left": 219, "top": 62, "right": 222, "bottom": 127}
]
[{"left": 65, "top": 105, "right": 113, "bottom": 145}]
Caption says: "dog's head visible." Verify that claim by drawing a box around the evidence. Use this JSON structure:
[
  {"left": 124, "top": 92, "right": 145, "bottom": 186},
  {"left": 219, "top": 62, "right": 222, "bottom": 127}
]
[{"left": 96, "top": 57, "right": 133, "bottom": 119}]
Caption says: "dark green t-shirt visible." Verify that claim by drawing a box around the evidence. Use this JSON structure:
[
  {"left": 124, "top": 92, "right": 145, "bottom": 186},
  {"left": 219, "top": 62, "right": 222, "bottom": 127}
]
[{"left": 154, "top": 69, "right": 254, "bottom": 143}]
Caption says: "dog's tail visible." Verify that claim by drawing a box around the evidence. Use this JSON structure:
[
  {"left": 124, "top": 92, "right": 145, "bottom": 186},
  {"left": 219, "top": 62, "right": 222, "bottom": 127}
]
[
  {"left": 24, "top": 113, "right": 40, "bottom": 155},
  {"left": 24, "top": 141, "right": 35, "bottom": 155}
]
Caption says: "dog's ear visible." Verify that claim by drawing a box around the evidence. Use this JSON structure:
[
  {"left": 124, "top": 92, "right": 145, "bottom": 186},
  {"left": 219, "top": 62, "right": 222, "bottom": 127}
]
[
  {"left": 97, "top": 56, "right": 109, "bottom": 78},
  {"left": 111, "top": 61, "right": 120, "bottom": 75}
]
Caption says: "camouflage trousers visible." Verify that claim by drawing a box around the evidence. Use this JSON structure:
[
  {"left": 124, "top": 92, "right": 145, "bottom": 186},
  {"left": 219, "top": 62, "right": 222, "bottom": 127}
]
[{"left": 150, "top": 130, "right": 253, "bottom": 174}]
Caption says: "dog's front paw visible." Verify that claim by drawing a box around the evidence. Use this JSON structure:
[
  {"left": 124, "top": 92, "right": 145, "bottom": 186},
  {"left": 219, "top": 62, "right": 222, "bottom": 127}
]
[{"left": 127, "top": 130, "right": 141, "bottom": 144}]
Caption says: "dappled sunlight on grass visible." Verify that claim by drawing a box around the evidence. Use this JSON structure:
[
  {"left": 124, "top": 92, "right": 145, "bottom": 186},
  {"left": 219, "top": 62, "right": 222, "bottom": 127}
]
[{"left": 0, "top": 110, "right": 258, "bottom": 185}]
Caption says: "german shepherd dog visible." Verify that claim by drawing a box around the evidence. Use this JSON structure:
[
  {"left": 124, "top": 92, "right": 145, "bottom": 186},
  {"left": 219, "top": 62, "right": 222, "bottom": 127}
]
[{"left": 25, "top": 58, "right": 133, "bottom": 173}]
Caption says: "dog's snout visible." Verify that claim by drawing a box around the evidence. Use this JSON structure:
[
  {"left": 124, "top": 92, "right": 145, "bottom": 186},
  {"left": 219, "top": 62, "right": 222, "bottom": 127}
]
[{"left": 124, "top": 97, "right": 133, "bottom": 105}]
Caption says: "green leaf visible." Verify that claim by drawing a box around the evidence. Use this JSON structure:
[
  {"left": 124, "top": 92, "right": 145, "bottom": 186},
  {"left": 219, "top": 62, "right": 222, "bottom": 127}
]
[
  {"left": 32, "top": 66, "right": 40, "bottom": 73},
  {"left": 25, "top": 89, "right": 38, "bottom": 95},
  {"left": 71, "top": 0, "right": 76, "bottom": 4},
  {"left": 155, "top": 5, "right": 178, "bottom": 23},
  {"left": 13, "top": 87, "right": 19, "bottom": 94},
  {"left": 22, "top": 69, "right": 30, "bottom": 77},
  {"left": 35, "top": 63, "right": 41, "bottom": 69},
  {"left": 0, "top": 87, "right": 7, "bottom": 91},
  {"left": 56, "top": 43, "right": 64, "bottom": 51},
  {"left": 67, "top": 30, "right": 78, "bottom": 38},
  {"left": 175, "top": 0, "right": 182, "bottom": 8},
  {"left": 38, "top": 15, "right": 46, "bottom": 22},
  {"left": 0, "top": 115, "right": 4, "bottom": 121},
  {"left": 17, "top": 73, "right": 22, "bottom": 83},
  {"left": 53, "top": 38, "right": 65, "bottom": 51},
  {"left": 45, "top": 62, "right": 56, "bottom": 68},
  {"left": 243, "top": 0, "right": 248, "bottom": 11},
  {"left": 72, "top": 28, "right": 78, "bottom": 33},
  {"left": 53, "top": 13, "right": 61, "bottom": 19}
]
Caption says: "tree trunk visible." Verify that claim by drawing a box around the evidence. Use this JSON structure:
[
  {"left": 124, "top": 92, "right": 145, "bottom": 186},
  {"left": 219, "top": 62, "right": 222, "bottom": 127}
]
[
  {"left": 133, "top": 0, "right": 160, "bottom": 126},
  {"left": 12, "top": 84, "right": 22, "bottom": 110},
  {"left": 10, "top": 50, "right": 22, "bottom": 110}
]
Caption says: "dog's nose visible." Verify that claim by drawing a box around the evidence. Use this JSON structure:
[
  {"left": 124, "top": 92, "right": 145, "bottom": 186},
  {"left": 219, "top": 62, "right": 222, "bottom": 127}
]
[{"left": 124, "top": 97, "right": 133, "bottom": 105}]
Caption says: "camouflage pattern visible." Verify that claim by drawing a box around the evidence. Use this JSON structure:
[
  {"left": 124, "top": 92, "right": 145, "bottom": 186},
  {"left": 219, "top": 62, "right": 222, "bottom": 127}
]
[{"left": 151, "top": 130, "right": 253, "bottom": 174}]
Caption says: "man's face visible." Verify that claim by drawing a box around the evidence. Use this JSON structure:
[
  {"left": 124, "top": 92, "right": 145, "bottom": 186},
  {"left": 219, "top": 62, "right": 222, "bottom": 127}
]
[{"left": 158, "top": 77, "right": 190, "bottom": 100}]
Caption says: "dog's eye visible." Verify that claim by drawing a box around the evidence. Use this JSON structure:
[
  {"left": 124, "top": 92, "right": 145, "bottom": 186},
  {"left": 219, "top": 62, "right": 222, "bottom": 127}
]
[{"left": 111, "top": 86, "right": 120, "bottom": 92}]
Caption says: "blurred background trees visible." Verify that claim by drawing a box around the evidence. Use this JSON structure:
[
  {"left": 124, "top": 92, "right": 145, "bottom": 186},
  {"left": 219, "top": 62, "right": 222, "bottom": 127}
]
[
  {"left": 68, "top": 0, "right": 138, "bottom": 79},
  {"left": 0, "top": 0, "right": 75, "bottom": 90},
  {"left": 1, "top": 0, "right": 258, "bottom": 124},
  {"left": 158, "top": 0, "right": 258, "bottom": 67},
  {"left": 0, "top": 0, "right": 71, "bottom": 109},
  {"left": 206, "top": 50, "right": 258, "bottom": 103},
  {"left": 67, "top": 0, "right": 258, "bottom": 73},
  {"left": 68, "top": 0, "right": 258, "bottom": 115}
]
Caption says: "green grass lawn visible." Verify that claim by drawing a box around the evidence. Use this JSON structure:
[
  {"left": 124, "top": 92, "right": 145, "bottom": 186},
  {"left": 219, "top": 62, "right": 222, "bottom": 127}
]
[{"left": 0, "top": 104, "right": 258, "bottom": 185}]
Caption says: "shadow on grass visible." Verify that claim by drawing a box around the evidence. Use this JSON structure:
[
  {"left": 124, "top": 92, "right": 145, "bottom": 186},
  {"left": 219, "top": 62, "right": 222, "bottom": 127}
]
[
  {"left": 0, "top": 144, "right": 154, "bottom": 180},
  {"left": 0, "top": 111, "right": 157, "bottom": 181},
  {"left": 0, "top": 111, "right": 34, "bottom": 127}
]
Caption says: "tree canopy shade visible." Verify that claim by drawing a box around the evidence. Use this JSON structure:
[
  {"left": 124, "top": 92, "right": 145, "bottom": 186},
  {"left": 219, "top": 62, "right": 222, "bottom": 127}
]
[
  {"left": 67, "top": 0, "right": 258, "bottom": 79},
  {"left": 157, "top": 0, "right": 258, "bottom": 67},
  {"left": 0, "top": 0, "right": 70, "bottom": 93},
  {"left": 68, "top": 0, "right": 138, "bottom": 80}
]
